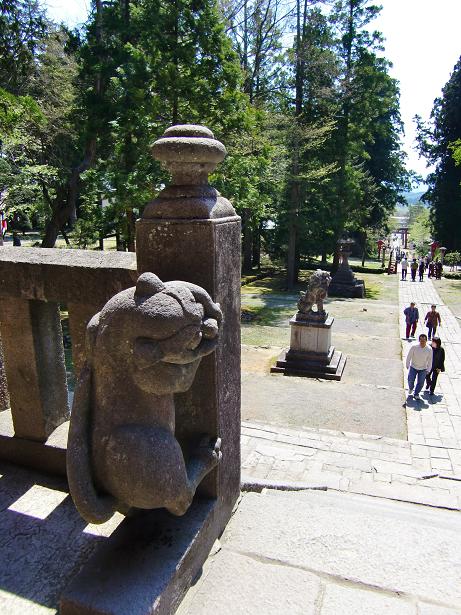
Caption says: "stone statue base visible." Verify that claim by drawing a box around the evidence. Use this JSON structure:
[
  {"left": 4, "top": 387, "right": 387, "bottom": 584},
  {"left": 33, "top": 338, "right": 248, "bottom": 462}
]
[
  {"left": 271, "top": 316, "right": 346, "bottom": 380},
  {"left": 328, "top": 265, "right": 365, "bottom": 298}
]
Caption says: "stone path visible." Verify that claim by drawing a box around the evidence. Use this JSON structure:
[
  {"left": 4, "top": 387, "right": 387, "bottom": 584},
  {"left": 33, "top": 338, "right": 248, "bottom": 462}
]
[{"left": 241, "top": 270, "right": 461, "bottom": 511}]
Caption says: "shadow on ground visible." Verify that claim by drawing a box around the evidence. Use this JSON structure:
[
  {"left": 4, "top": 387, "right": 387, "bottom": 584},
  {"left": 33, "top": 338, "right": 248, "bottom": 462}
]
[{"left": 0, "top": 462, "right": 122, "bottom": 614}]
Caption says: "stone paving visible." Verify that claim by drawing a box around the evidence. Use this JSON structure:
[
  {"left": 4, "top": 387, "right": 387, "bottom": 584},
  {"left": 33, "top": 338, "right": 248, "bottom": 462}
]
[
  {"left": 241, "top": 270, "right": 461, "bottom": 511},
  {"left": 178, "top": 489, "right": 461, "bottom": 615}
]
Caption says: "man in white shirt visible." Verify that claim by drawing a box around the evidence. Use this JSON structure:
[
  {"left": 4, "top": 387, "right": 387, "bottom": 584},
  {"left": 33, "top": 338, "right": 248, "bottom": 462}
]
[
  {"left": 401, "top": 257, "right": 408, "bottom": 280},
  {"left": 406, "top": 334, "right": 433, "bottom": 400}
]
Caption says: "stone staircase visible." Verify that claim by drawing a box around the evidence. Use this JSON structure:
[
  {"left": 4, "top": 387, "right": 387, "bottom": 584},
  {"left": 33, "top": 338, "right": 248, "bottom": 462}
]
[{"left": 177, "top": 488, "right": 461, "bottom": 614}]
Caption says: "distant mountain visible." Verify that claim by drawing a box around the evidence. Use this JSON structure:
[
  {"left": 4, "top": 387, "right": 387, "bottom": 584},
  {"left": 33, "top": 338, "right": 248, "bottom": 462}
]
[{"left": 401, "top": 190, "right": 426, "bottom": 205}]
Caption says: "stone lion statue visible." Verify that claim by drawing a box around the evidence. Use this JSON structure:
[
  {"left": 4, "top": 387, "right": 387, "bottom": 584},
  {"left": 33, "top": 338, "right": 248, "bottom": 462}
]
[
  {"left": 67, "top": 272, "right": 222, "bottom": 524},
  {"left": 297, "top": 269, "right": 331, "bottom": 320}
]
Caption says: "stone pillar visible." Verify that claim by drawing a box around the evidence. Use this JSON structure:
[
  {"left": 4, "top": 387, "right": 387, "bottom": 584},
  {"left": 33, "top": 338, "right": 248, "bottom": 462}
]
[
  {"left": 61, "top": 126, "right": 241, "bottom": 615},
  {"left": 68, "top": 302, "right": 104, "bottom": 377},
  {"left": 0, "top": 298, "right": 69, "bottom": 441},
  {"left": 136, "top": 125, "right": 241, "bottom": 526}
]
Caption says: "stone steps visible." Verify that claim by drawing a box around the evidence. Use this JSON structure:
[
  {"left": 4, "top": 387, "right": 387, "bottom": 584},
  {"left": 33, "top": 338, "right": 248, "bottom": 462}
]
[{"left": 177, "top": 488, "right": 461, "bottom": 615}]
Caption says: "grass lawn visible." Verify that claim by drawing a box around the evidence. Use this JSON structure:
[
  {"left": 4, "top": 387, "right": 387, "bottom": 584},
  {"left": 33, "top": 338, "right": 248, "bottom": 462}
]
[{"left": 435, "top": 277, "right": 461, "bottom": 320}]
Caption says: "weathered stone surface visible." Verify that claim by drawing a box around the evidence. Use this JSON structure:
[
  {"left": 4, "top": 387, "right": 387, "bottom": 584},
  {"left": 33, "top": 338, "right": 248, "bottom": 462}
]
[
  {"left": 176, "top": 550, "right": 322, "bottom": 615},
  {"left": 67, "top": 302, "right": 105, "bottom": 376},
  {"left": 221, "top": 489, "right": 461, "bottom": 606},
  {"left": 329, "top": 239, "right": 365, "bottom": 298},
  {"left": 0, "top": 410, "right": 67, "bottom": 475},
  {"left": 136, "top": 125, "right": 241, "bottom": 531},
  {"left": 0, "top": 297, "right": 68, "bottom": 441},
  {"left": 321, "top": 583, "right": 416, "bottom": 615},
  {"left": 0, "top": 247, "right": 137, "bottom": 303},
  {"left": 0, "top": 334, "right": 9, "bottom": 411},
  {"left": 417, "top": 604, "right": 461, "bottom": 615},
  {"left": 67, "top": 272, "right": 223, "bottom": 524},
  {"left": 289, "top": 317, "right": 333, "bottom": 354},
  {"left": 296, "top": 269, "right": 331, "bottom": 322},
  {"left": 60, "top": 499, "right": 218, "bottom": 615},
  {"left": 272, "top": 270, "right": 345, "bottom": 379},
  {"left": 176, "top": 488, "right": 461, "bottom": 614},
  {"left": 142, "top": 125, "right": 234, "bottom": 219},
  {"left": 0, "top": 461, "right": 123, "bottom": 615}
]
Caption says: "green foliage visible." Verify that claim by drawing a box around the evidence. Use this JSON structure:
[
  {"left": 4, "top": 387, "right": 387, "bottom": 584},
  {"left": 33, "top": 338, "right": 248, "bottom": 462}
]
[
  {"left": 444, "top": 251, "right": 461, "bottom": 267},
  {"left": 416, "top": 56, "right": 461, "bottom": 250},
  {"left": 0, "top": 0, "right": 411, "bottom": 266},
  {"left": 0, "top": 0, "right": 47, "bottom": 95}
]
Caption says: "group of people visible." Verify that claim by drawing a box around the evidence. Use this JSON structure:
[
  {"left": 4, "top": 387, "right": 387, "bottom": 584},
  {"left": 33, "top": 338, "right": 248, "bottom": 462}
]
[
  {"left": 404, "top": 302, "right": 445, "bottom": 400},
  {"left": 403, "top": 302, "right": 441, "bottom": 339},
  {"left": 400, "top": 254, "right": 443, "bottom": 282}
]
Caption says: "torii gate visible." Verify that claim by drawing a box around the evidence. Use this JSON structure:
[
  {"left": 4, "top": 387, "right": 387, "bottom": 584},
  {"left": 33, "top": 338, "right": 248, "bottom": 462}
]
[{"left": 397, "top": 227, "right": 409, "bottom": 249}]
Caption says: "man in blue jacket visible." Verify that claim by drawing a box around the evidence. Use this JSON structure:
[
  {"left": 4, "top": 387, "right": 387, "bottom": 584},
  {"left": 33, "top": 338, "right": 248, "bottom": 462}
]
[{"left": 404, "top": 302, "right": 419, "bottom": 339}]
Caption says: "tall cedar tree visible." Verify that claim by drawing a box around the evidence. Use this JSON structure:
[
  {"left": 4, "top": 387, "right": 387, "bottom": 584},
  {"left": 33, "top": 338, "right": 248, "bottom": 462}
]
[
  {"left": 74, "top": 0, "right": 247, "bottom": 250},
  {"left": 416, "top": 56, "right": 461, "bottom": 250}
]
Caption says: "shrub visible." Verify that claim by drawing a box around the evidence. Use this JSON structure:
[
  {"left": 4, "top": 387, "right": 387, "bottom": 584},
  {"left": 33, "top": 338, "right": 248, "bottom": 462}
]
[{"left": 443, "top": 272, "right": 461, "bottom": 280}]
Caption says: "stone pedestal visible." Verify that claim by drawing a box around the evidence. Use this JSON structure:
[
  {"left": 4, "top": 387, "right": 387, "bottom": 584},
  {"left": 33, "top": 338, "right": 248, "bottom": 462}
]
[
  {"left": 272, "top": 316, "right": 346, "bottom": 380},
  {"left": 328, "top": 265, "right": 365, "bottom": 298},
  {"left": 61, "top": 125, "right": 241, "bottom": 615}
]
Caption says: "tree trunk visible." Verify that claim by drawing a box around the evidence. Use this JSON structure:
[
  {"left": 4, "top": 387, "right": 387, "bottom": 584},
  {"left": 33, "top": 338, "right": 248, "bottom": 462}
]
[
  {"left": 252, "top": 223, "right": 261, "bottom": 269},
  {"left": 41, "top": 141, "right": 97, "bottom": 248},
  {"left": 242, "top": 208, "right": 253, "bottom": 273},
  {"left": 125, "top": 207, "right": 136, "bottom": 252},
  {"left": 41, "top": 0, "right": 102, "bottom": 248},
  {"left": 361, "top": 230, "right": 367, "bottom": 267},
  {"left": 331, "top": 245, "right": 340, "bottom": 273},
  {"left": 287, "top": 0, "right": 304, "bottom": 290}
]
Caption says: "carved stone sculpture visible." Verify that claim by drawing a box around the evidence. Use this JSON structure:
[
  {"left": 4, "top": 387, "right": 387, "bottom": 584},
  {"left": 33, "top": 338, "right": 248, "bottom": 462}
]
[
  {"left": 296, "top": 269, "right": 332, "bottom": 322},
  {"left": 272, "top": 267, "right": 346, "bottom": 380},
  {"left": 67, "top": 272, "right": 223, "bottom": 525}
]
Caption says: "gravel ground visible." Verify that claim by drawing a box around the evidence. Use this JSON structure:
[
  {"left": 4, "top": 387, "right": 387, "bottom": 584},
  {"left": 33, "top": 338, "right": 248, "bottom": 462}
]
[{"left": 241, "top": 272, "right": 407, "bottom": 439}]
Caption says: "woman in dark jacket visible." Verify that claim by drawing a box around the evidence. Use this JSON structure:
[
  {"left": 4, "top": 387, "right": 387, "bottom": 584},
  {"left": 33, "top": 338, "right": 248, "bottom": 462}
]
[{"left": 425, "top": 336, "right": 445, "bottom": 395}]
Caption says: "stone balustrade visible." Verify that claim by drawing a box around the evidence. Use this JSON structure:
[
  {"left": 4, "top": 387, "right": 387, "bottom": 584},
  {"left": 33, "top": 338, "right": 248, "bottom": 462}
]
[
  {"left": 0, "top": 125, "right": 241, "bottom": 615},
  {"left": 0, "top": 246, "right": 137, "bottom": 473}
]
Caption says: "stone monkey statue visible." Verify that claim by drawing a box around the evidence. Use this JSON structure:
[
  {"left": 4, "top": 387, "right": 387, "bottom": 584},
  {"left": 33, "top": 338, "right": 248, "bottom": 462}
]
[{"left": 67, "top": 272, "right": 222, "bottom": 524}]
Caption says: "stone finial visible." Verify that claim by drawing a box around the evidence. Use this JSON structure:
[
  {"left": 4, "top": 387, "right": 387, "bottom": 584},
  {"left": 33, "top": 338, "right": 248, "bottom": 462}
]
[
  {"left": 142, "top": 124, "right": 235, "bottom": 220},
  {"left": 152, "top": 124, "right": 227, "bottom": 186}
]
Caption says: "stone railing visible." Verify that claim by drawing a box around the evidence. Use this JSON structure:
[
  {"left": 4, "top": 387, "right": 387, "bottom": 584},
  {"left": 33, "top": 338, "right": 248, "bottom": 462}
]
[
  {"left": 0, "top": 246, "right": 137, "bottom": 474},
  {"left": 0, "top": 124, "right": 241, "bottom": 615}
]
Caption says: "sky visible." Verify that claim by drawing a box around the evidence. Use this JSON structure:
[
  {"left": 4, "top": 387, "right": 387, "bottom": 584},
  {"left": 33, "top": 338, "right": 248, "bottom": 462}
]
[{"left": 44, "top": 0, "right": 461, "bottom": 182}]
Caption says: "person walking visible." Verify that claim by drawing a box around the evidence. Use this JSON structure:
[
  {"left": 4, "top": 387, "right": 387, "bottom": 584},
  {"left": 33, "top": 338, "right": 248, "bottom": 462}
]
[
  {"left": 428, "top": 261, "right": 434, "bottom": 278},
  {"left": 425, "top": 337, "right": 445, "bottom": 396},
  {"left": 404, "top": 301, "right": 419, "bottom": 338},
  {"left": 418, "top": 259, "right": 425, "bottom": 282},
  {"left": 410, "top": 258, "right": 418, "bottom": 282},
  {"left": 406, "top": 334, "right": 432, "bottom": 400},
  {"left": 435, "top": 260, "right": 443, "bottom": 280},
  {"left": 401, "top": 256, "right": 408, "bottom": 280},
  {"left": 424, "top": 304, "right": 441, "bottom": 339}
]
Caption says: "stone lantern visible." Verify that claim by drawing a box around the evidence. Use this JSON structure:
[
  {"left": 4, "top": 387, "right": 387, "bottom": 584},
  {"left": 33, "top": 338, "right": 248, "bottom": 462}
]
[
  {"left": 440, "top": 246, "right": 447, "bottom": 266},
  {"left": 328, "top": 238, "right": 365, "bottom": 298}
]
